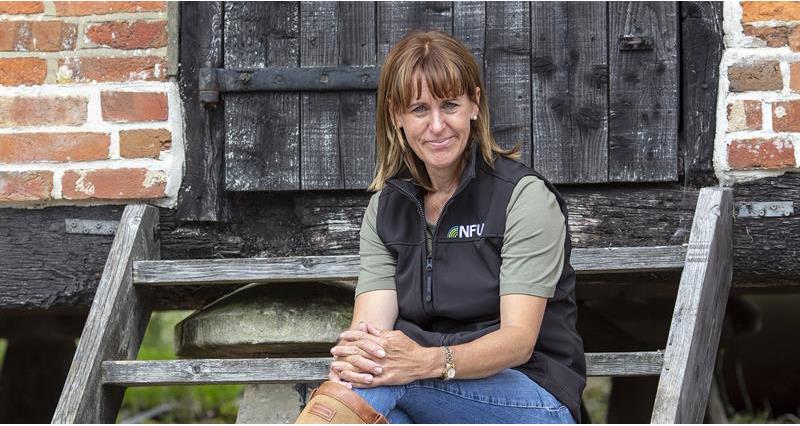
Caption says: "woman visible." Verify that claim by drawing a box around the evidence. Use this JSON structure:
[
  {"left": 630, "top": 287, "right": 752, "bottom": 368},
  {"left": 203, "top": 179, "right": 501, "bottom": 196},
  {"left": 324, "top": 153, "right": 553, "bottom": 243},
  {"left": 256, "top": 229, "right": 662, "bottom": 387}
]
[{"left": 296, "top": 30, "right": 585, "bottom": 424}]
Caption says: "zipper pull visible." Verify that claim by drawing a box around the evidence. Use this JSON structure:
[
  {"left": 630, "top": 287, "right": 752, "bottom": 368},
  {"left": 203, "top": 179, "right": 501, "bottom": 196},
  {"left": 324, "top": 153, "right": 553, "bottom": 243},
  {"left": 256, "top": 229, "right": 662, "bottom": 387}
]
[{"left": 425, "top": 256, "right": 433, "bottom": 302}]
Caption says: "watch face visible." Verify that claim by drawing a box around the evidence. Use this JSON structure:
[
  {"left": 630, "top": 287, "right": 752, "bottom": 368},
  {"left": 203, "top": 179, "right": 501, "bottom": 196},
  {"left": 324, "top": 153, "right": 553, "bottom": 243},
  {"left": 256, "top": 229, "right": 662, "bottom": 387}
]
[{"left": 446, "top": 368, "right": 456, "bottom": 379}]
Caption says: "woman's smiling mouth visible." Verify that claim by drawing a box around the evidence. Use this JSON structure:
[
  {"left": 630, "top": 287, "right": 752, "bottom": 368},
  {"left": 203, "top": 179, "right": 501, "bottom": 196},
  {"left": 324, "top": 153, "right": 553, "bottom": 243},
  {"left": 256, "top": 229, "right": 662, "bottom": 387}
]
[{"left": 427, "top": 136, "right": 454, "bottom": 147}]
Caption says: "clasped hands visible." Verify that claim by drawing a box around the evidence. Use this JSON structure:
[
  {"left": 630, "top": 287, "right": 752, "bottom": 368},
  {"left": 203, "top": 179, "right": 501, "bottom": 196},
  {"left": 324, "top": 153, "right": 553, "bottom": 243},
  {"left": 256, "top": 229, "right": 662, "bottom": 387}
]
[{"left": 328, "top": 322, "right": 430, "bottom": 389}]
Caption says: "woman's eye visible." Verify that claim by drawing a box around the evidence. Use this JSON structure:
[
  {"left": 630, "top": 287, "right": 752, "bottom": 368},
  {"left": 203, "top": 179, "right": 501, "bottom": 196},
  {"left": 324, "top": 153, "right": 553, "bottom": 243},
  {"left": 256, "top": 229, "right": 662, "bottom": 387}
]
[
  {"left": 412, "top": 105, "right": 426, "bottom": 113},
  {"left": 443, "top": 102, "right": 457, "bottom": 110}
]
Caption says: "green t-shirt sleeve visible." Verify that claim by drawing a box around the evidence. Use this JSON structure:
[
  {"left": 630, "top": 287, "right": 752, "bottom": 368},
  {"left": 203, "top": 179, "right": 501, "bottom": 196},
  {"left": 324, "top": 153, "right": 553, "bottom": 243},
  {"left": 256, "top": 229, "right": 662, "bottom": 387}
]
[
  {"left": 499, "top": 175, "right": 566, "bottom": 298},
  {"left": 354, "top": 190, "right": 397, "bottom": 298}
]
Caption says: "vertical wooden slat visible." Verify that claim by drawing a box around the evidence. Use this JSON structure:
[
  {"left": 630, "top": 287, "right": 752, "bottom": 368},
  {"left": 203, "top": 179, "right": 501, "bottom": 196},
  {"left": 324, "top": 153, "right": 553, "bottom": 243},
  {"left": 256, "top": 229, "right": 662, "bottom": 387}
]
[
  {"left": 453, "top": 2, "right": 486, "bottom": 83},
  {"left": 486, "top": 2, "right": 532, "bottom": 165},
  {"left": 608, "top": 2, "right": 679, "bottom": 182},
  {"left": 300, "top": 2, "right": 343, "bottom": 189},
  {"left": 377, "top": 2, "right": 453, "bottom": 61},
  {"left": 224, "top": 2, "right": 300, "bottom": 191},
  {"left": 651, "top": 187, "right": 733, "bottom": 423},
  {"left": 52, "top": 205, "right": 159, "bottom": 423},
  {"left": 339, "top": 2, "right": 377, "bottom": 189},
  {"left": 176, "top": 2, "right": 230, "bottom": 221},
  {"left": 567, "top": 1, "right": 608, "bottom": 183},
  {"left": 531, "top": 2, "right": 570, "bottom": 181},
  {"left": 681, "top": 2, "right": 723, "bottom": 188}
]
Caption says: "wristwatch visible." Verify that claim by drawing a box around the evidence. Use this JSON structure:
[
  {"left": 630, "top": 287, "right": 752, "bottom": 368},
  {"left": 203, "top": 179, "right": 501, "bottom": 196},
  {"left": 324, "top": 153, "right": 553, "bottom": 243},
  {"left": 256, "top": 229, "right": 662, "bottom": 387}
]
[{"left": 441, "top": 346, "right": 456, "bottom": 380}]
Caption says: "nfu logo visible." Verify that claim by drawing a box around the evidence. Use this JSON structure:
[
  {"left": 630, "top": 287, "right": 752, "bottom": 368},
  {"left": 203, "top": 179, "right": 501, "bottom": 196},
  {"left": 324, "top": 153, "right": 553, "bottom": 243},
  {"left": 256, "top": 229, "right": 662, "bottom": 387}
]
[{"left": 447, "top": 223, "right": 485, "bottom": 238}]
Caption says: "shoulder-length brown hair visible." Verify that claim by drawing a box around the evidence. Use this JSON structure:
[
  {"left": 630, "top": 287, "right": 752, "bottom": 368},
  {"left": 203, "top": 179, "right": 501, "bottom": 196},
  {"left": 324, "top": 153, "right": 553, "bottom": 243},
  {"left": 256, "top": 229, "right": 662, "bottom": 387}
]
[{"left": 368, "top": 30, "right": 520, "bottom": 192}]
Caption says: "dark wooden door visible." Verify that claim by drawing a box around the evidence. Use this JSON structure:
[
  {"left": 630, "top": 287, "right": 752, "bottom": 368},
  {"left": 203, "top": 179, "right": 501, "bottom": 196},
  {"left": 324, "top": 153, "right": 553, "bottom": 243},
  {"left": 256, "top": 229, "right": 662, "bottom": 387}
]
[{"left": 218, "top": 1, "right": 680, "bottom": 191}]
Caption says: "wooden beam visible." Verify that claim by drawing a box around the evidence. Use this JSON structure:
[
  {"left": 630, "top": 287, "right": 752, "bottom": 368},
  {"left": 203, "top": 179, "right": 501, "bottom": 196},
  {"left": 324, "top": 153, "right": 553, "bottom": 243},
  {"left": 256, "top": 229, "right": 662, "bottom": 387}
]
[
  {"left": 132, "top": 245, "right": 686, "bottom": 286},
  {"left": 101, "top": 351, "right": 663, "bottom": 387},
  {"left": 680, "top": 2, "right": 724, "bottom": 188},
  {"left": 52, "top": 205, "right": 160, "bottom": 424},
  {"left": 176, "top": 2, "right": 230, "bottom": 221},
  {"left": 3, "top": 175, "right": 799, "bottom": 311},
  {"left": 651, "top": 187, "right": 733, "bottom": 423}
]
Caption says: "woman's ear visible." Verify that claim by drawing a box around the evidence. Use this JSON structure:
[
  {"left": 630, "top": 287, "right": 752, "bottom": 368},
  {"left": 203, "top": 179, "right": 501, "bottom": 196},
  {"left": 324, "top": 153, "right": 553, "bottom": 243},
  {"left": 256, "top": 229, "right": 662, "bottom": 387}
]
[{"left": 472, "top": 87, "right": 481, "bottom": 116}]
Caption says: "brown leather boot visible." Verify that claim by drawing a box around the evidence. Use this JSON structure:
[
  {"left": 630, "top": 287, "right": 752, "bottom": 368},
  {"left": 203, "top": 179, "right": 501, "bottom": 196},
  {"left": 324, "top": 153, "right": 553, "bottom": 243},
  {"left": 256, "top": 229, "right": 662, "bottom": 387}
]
[{"left": 295, "top": 381, "right": 388, "bottom": 424}]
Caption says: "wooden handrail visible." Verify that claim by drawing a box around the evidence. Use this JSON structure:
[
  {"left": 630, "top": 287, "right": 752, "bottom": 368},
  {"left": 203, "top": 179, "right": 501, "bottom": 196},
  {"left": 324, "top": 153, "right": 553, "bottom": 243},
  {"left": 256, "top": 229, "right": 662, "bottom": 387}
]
[{"left": 651, "top": 187, "right": 733, "bottom": 423}]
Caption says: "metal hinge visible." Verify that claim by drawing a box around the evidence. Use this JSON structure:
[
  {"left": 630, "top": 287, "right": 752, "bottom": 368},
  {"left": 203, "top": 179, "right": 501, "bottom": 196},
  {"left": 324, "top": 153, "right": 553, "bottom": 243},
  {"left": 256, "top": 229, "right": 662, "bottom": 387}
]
[
  {"left": 736, "top": 201, "right": 794, "bottom": 218},
  {"left": 65, "top": 219, "right": 119, "bottom": 235},
  {"left": 199, "top": 66, "right": 380, "bottom": 105}
]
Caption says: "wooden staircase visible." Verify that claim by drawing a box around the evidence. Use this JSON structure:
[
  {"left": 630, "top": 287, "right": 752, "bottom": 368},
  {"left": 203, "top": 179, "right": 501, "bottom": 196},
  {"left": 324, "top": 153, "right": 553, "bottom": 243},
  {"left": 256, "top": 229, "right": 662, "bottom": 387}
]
[{"left": 52, "top": 187, "right": 733, "bottom": 423}]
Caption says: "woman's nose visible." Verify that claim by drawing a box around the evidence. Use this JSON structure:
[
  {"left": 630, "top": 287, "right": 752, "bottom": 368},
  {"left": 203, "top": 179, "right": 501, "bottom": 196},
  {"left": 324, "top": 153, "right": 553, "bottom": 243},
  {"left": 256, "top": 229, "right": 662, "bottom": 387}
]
[{"left": 429, "top": 109, "right": 446, "bottom": 133}]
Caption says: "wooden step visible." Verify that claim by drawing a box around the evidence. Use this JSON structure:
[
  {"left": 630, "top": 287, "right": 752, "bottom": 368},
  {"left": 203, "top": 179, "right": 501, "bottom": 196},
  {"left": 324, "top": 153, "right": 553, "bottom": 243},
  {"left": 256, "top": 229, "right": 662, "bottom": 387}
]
[
  {"left": 133, "top": 246, "right": 687, "bottom": 286},
  {"left": 101, "top": 351, "right": 664, "bottom": 386}
]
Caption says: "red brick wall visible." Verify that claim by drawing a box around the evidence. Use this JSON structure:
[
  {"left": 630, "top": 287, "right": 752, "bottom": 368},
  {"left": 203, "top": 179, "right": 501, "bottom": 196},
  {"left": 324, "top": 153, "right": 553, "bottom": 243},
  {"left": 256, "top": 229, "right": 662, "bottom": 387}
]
[
  {"left": 0, "top": 1, "right": 181, "bottom": 206},
  {"left": 720, "top": 2, "right": 800, "bottom": 181}
]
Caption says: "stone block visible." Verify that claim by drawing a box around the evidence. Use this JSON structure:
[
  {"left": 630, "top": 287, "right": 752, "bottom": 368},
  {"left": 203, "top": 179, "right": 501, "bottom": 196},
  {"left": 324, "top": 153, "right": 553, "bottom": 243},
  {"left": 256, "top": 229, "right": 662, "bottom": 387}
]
[{"left": 174, "top": 282, "right": 354, "bottom": 358}]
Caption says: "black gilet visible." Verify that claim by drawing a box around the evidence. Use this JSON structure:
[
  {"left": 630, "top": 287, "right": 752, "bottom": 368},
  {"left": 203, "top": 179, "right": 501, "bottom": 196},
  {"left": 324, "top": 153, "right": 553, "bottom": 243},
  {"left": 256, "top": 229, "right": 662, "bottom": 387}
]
[{"left": 375, "top": 142, "right": 586, "bottom": 422}]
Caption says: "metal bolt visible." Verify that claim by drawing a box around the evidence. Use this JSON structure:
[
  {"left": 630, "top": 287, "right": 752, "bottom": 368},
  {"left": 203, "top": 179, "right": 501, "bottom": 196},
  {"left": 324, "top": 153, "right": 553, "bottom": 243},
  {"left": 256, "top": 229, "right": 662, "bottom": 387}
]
[
  {"left": 771, "top": 204, "right": 777, "bottom": 210},
  {"left": 96, "top": 223, "right": 102, "bottom": 229},
  {"left": 70, "top": 221, "right": 77, "bottom": 228},
  {"left": 239, "top": 73, "right": 251, "bottom": 84},
  {"left": 759, "top": 209, "right": 766, "bottom": 217},
  {"left": 786, "top": 211, "right": 792, "bottom": 217},
  {"left": 320, "top": 74, "right": 329, "bottom": 84}
]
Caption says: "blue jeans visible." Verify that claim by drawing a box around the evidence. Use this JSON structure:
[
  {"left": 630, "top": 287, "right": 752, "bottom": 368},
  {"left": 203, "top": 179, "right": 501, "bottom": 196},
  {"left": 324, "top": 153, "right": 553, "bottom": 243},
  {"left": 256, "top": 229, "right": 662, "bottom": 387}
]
[{"left": 352, "top": 368, "right": 575, "bottom": 424}]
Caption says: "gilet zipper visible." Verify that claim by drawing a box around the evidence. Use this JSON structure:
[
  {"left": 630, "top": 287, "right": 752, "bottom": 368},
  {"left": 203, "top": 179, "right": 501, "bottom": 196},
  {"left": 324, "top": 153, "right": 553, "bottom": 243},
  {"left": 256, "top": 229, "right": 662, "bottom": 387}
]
[{"left": 387, "top": 177, "right": 473, "bottom": 313}]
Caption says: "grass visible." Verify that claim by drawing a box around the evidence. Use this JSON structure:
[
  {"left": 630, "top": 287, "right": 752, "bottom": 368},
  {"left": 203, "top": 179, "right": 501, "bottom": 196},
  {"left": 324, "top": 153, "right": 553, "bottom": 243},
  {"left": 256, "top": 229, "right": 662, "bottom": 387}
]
[
  {"left": 583, "top": 377, "right": 611, "bottom": 423},
  {"left": 115, "top": 311, "right": 244, "bottom": 423}
]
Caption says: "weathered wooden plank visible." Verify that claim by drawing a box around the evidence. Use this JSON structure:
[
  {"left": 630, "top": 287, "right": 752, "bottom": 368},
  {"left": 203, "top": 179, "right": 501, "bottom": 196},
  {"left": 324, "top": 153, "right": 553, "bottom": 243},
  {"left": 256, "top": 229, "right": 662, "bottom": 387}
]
[
  {"left": 567, "top": 1, "right": 608, "bottom": 183},
  {"left": 103, "top": 358, "right": 330, "bottom": 386},
  {"left": 586, "top": 351, "right": 664, "bottom": 377},
  {"left": 377, "top": 2, "right": 452, "bottom": 60},
  {"left": 101, "top": 351, "right": 662, "bottom": 386},
  {"left": 680, "top": 2, "right": 723, "bottom": 188},
  {"left": 132, "top": 245, "right": 687, "bottom": 286},
  {"left": 339, "top": 2, "right": 377, "bottom": 189},
  {"left": 224, "top": 2, "right": 300, "bottom": 191},
  {"left": 608, "top": 2, "right": 679, "bottom": 182},
  {"left": 453, "top": 1, "right": 485, "bottom": 82},
  {"left": 651, "top": 187, "right": 733, "bottom": 423},
  {"left": 176, "top": 1, "right": 230, "bottom": 221},
  {"left": 485, "top": 2, "right": 532, "bottom": 165},
  {"left": 52, "top": 205, "right": 160, "bottom": 423},
  {"left": 531, "top": 2, "right": 571, "bottom": 182},
  {"left": 300, "top": 2, "right": 343, "bottom": 190}
]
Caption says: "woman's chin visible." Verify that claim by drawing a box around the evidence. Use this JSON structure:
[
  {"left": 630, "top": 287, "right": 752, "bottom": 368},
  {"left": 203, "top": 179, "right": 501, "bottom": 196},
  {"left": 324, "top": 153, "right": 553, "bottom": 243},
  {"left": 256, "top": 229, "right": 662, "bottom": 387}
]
[{"left": 423, "top": 156, "right": 461, "bottom": 172}]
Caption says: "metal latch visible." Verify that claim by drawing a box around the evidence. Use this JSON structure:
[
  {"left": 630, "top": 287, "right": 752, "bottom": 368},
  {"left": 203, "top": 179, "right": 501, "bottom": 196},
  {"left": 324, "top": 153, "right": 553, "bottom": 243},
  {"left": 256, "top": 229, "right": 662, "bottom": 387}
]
[
  {"left": 736, "top": 201, "right": 794, "bottom": 218},
  {"left": 618, "top": 35, "right": 654, "bottom": 51},
  {"left": 65, "top": 219, "right": 119, "bottom": 235}
]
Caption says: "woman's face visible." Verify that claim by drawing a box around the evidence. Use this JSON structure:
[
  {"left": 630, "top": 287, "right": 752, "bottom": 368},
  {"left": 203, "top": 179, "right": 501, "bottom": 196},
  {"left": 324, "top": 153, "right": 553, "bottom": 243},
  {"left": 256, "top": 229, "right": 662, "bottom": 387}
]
[{"left": 394, "top": 73, "right": 480, "bottom": 178}]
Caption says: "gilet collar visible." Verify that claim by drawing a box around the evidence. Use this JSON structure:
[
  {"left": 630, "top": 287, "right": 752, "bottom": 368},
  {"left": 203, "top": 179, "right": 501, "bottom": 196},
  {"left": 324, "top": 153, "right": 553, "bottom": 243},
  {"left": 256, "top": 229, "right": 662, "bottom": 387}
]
[{"left": 386, "top": 140, "right": 480, "bottom": 199}]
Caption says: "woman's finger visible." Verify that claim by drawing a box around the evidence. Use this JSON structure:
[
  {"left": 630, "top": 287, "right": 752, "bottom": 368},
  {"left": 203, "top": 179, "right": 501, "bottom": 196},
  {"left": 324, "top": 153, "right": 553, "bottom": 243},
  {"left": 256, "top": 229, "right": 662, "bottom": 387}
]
[
  {"left": 342, "top": 336, "right": 386, "bottom": 359},
  {"left": 364, "top": 322, "right": 385, "bottom": 337},
  {"left": 338, "top": 368, "right": 374, "bottom": 385},
  {"left": 339, "top": 330, "right": 386, "bottom": 350},
  {"left": 328, "top": 366, "right": 353, "bottom": 389},
  {"left": 344, "top": 354, "right": 383, "bottom": 376},
  {"left": 330, "top": 343, "right": 368, "bottom": 358}
]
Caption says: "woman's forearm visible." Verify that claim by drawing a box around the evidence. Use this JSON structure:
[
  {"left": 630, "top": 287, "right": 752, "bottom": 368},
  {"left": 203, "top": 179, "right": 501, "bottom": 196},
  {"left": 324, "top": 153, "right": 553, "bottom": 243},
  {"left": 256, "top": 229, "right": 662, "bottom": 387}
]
[
  {"left": 417, "top": 325, "right": 535, "bottom": 380},
  {"left": 351, "top": 289, "right": 398, "bottom": 331},
  {"left": 417, "top": 294, "right": 547, "bottom": 380}
]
